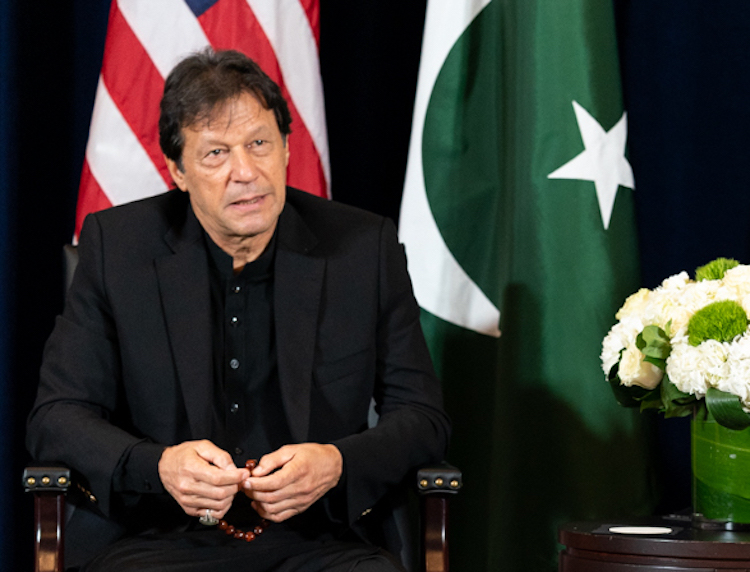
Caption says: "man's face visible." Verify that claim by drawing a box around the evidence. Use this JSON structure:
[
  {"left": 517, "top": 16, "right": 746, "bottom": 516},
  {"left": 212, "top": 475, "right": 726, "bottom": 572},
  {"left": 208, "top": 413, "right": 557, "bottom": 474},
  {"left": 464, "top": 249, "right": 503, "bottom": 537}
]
[{"left": 166, "top": 91, "right": 289, "bottom": 258}]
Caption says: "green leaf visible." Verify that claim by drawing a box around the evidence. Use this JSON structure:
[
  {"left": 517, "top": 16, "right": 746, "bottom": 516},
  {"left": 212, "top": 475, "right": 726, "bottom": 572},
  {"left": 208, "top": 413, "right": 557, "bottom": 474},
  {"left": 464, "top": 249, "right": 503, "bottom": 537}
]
[
  {"left": 638, "top": 390, "right": 663, "bottom": 412},
  {"left": 706, "top": 387, "right": 750, "bottom": 430},
  {"left": 660, "top": 378, "right": 696, "bottom": 418},
  {"left": 661, "top": 374, "right": 696, "bottom": 406},
  {"left": 663, "top": 405, "right": 694, "bottom": 419},
  {"left": 636, "top": 325, "right": 671, "bottom": 370},
  {"left": 607, "top": 363, "right": 657, "bottom": 408}
]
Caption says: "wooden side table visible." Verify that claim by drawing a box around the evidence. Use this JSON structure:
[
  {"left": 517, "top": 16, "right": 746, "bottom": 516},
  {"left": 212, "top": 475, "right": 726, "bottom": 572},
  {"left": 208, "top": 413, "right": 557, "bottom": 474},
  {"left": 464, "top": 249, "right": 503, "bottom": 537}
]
[{"left": 559, "top": 518, "right": 750, "bottom": 571}]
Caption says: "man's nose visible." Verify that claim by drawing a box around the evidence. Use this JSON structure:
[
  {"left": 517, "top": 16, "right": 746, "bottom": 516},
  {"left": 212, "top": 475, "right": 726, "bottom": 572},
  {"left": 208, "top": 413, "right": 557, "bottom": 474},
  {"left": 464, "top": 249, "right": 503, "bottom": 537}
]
[{"left": 230, "top": 149, "right": 258, "bottom": 181}]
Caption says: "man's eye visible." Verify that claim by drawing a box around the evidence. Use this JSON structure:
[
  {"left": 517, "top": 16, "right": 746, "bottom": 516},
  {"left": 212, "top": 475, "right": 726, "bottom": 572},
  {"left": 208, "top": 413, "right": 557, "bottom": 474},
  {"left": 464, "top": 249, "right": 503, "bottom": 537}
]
[{"left": 209, "top": 149, "right": 223, "bottom": 156}]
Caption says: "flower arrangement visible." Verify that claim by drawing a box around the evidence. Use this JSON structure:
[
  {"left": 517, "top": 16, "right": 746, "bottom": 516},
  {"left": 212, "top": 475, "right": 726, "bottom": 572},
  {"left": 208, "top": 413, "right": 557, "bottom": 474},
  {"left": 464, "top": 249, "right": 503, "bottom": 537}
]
[{"left": 602, "top": 258, "right": 750, "bottom": 430}]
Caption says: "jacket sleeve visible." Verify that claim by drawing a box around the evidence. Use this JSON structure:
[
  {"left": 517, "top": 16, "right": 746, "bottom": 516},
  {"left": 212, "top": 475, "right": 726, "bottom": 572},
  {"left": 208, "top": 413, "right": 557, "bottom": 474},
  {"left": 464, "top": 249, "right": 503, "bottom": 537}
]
[
  {"left": 26, "top": 214, "right": 165, "bottom": 517},
  {"left": 332, "top": 217, "right": 451, "bottom": 525}
]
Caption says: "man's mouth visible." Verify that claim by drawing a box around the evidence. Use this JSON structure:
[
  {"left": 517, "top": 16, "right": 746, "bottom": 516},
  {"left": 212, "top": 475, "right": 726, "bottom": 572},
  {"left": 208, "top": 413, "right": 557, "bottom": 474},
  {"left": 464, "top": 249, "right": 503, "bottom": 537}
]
[{"left": 230, "top": 195, "right": 264, "bottom": 207}]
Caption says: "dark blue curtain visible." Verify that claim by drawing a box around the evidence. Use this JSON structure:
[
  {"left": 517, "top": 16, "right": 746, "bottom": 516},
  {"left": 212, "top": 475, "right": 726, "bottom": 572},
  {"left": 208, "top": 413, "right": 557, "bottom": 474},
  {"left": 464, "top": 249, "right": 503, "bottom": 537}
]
[
  {"left": 0, "top": 0, "right": 16, "bottom": 562},
  {"left": 6, "top": 2, "right": 112, "bottom": 568},
  {"left": 616, "top": 0, "right": 750, "bottom": 511},
  {"left": 4, "top": 0, "right": 750, "bottom": 569}
]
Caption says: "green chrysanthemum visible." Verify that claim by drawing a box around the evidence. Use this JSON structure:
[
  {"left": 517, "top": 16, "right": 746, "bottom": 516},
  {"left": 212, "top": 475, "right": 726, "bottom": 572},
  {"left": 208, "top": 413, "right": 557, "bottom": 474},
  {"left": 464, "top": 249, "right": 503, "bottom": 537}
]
[
  {"left": 688, "top": 300, "right": 749, "bottom": 346},
  {"left": 695, "top": 257, "right": 740, "bottom": 281}
]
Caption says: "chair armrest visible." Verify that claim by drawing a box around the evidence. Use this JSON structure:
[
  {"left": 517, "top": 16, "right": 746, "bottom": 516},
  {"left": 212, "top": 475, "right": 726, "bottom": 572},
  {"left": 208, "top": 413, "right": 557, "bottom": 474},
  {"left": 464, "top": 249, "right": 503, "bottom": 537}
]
[
  {"left": 23, "top": 465, "right": 71, "bottom": 493},
  {"left": 417, "top": 464, "right": 462, "bottom": 496},
  {"left": 416, "top": 463, "right": 461, "bottom": 572},
  {"left": 23, "top": 464, "right": 71, "bottom": 572}
]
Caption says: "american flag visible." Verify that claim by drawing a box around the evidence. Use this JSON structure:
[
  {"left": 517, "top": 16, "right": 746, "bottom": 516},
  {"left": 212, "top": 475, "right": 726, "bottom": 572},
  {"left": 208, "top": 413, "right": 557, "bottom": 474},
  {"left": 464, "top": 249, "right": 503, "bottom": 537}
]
[{"left": 75, "top": 0, "right": 330, "bottom": 238}]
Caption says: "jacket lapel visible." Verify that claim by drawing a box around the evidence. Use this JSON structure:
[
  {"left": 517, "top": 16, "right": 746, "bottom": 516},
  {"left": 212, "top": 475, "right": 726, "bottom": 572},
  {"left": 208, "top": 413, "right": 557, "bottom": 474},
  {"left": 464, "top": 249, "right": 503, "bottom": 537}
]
[
  {"left": 155, "top": 206, "right": 214, "bottom": 439},
  {"left": 274, "top": 201, "right": 324, "bottom": 443}
]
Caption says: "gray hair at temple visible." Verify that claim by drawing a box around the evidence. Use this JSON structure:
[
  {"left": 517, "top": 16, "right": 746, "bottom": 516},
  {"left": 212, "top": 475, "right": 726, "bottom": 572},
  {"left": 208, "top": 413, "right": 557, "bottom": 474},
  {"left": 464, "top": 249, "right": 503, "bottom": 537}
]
[{"left": 158, "top": 47, "right": 293, "bottom": 170}]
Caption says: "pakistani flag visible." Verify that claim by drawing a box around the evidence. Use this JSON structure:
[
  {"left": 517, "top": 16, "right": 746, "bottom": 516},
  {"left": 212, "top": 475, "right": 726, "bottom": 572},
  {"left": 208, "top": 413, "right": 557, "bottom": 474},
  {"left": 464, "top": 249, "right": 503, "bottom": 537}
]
[{"left": 400, "top": 1, "right": 655, "bottom": 570}]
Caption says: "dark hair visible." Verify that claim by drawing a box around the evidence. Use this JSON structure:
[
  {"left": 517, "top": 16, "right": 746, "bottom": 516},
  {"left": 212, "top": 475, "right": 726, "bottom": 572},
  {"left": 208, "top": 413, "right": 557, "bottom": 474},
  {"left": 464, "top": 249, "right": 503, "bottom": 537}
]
[{"left": 159, "top": 48, "right": 292, "bottom": 168}]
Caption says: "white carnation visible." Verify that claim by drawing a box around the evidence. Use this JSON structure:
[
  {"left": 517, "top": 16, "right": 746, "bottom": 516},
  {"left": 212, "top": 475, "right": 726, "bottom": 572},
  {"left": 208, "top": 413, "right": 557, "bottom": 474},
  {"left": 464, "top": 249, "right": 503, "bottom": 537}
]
[
  {"left": 665, "top": 280, "right": 725, "bottom": 335},
  {"left": 660, "top": 271, "right": 691, "bottom": 291},
  {"left": 666, "top": 337, "right": 728, "bottom": 397},
  {"left": 720, "top": 265, "right": 750, "bottom": 299},
  {"left": 721, "top": 332, "right": 750, "bottom": 408},
  {"left": 635, "top": 276, "right": 708, "bottom": 335}
]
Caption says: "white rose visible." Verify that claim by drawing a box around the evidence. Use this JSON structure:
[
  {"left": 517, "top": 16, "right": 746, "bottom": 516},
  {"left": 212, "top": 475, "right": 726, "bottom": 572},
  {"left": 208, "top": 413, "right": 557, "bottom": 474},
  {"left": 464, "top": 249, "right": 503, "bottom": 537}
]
[
  {"left": 601, "top": 317, "right": 645, "bottom": 375},
  {"left": 618, "top": 345, "right": 663, "bottom": 390},
  {"left": 616, "top": 288, "right": 652, "bottom": 321}
]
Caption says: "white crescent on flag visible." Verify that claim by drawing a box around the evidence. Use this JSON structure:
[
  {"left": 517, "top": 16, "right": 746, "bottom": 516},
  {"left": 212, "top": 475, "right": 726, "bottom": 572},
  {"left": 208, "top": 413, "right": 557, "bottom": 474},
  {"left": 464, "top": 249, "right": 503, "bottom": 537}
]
[{"left": 399, "top": 0, "right": 501, "bottom": 338}]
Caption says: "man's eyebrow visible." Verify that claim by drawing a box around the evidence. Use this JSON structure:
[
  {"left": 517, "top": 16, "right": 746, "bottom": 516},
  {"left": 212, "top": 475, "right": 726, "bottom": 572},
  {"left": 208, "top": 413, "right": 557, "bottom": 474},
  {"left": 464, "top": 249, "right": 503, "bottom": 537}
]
[{"left": 197, "top": 124, "right": 274, "bottom": 146}]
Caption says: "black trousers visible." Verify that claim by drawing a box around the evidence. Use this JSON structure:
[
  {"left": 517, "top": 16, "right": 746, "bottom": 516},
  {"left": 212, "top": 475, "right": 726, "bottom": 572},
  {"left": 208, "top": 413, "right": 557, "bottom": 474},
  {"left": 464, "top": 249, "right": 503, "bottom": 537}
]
[{"left": 78, "top": 527, "right": 407, "bottom": 572}]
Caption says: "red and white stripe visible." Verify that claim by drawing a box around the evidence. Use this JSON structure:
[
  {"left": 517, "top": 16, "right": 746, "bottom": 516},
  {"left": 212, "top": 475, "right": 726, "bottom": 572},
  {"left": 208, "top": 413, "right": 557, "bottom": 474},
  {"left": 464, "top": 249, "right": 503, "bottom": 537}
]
[{"left": 76, "top": 0, "right": 329, "bottom": 238}]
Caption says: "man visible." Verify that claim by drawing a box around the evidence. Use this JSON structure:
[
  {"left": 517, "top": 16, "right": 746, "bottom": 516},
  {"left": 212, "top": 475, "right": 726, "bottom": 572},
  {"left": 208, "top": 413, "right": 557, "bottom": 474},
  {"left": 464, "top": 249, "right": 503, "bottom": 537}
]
[{"left": 26, "top": 49, "right": 449, "bottom": 572}]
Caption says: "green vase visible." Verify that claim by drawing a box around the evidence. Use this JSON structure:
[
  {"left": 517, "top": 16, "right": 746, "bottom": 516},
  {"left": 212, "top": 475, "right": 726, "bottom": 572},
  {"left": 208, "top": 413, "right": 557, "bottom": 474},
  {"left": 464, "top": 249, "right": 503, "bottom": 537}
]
[{"left": 692, "top": 414, "right": 750, "bottom": 524}]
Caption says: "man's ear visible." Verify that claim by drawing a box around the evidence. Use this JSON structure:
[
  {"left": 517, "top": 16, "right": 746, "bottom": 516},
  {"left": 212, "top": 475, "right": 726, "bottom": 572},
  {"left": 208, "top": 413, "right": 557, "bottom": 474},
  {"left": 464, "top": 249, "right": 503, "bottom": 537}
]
[{"left": 165, "top": 156, "right": 187, "bottom": 192}]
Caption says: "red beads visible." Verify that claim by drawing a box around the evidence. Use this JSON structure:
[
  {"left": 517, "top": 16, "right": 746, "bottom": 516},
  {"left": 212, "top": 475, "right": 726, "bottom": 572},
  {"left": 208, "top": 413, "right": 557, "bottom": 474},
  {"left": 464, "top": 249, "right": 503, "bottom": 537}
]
[
  {"left": 216, "top": 518, "right": 269, "bottom": 542},
  {"left": 212, "top": 459, "right": 268, "bottom": 543}
]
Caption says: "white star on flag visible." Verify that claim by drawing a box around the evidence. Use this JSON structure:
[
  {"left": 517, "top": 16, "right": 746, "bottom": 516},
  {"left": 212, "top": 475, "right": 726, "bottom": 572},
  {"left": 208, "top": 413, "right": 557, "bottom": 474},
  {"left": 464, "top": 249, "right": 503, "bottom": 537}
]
[{"left": 547, "top": 100, "right": 635, "bottom": 230}]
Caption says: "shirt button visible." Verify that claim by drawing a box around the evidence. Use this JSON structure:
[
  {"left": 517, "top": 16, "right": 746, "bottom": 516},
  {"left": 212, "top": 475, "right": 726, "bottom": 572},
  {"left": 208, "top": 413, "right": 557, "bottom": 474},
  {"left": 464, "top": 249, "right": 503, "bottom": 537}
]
[
  {"left": 230, "top": 358, "right": 240, "bottom": 369},
  {"left": 230, "top": 316, "right": 240, "bottom": 326},
  {"left": 232, "top": 285, "right": 241, "bottom": 293},
  {"left": 230, "top": 403, "right": 239, "bottom": 414},
  {"left": 234, "top": 447, "right": 243, "bottom": 456}
]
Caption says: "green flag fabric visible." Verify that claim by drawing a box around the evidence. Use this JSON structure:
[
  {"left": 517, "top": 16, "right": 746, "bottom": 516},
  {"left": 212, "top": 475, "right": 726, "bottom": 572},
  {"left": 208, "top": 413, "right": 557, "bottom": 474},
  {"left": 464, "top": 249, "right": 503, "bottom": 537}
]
[{"left": 399, "top": 1, "right": 655, "bottom": 570}]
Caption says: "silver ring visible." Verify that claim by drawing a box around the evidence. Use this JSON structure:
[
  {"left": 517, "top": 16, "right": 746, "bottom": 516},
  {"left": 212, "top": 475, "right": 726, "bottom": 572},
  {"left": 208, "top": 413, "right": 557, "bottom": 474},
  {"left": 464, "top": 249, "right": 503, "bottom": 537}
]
[{"left": 199, "top": 509, "right": 219, "bottom": 526}]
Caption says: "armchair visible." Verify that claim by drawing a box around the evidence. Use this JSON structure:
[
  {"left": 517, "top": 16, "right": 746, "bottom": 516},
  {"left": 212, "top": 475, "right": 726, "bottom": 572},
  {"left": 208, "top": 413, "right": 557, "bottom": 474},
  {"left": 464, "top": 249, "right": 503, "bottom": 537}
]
[{"left": 24, "top": 463, "right": 461, "bottom": 572}]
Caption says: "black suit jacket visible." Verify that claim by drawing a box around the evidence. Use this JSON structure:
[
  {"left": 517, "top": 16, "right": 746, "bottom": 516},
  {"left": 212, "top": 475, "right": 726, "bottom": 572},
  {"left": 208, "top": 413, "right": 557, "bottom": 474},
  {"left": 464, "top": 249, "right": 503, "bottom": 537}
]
[{"left": 27, "top": 188, "right": 449, "bottom": 560}]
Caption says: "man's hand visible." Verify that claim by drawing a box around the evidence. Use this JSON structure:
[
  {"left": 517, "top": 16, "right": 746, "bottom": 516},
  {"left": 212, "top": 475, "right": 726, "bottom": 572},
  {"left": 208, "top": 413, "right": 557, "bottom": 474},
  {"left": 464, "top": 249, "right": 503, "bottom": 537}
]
[
  {"left": 158, "top": 440, "right": 250, "bottom": 519},
  {"left": 243, "top": 443, "right": 343, "bottom": 523}
]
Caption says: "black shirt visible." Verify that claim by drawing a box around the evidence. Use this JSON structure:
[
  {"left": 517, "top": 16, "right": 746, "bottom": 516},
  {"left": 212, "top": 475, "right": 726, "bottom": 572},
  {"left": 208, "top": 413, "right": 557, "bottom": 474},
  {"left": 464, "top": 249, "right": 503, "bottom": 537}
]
[{"left": 205, "top": 231, "right": 292, "bottom": 468}]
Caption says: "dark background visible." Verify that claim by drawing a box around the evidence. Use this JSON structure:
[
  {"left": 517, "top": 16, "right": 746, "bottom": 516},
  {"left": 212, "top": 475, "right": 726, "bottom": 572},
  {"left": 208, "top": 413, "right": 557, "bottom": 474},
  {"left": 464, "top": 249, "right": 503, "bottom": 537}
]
[{"left": 2, "top": 0, "right": 750, "bottom": 568}]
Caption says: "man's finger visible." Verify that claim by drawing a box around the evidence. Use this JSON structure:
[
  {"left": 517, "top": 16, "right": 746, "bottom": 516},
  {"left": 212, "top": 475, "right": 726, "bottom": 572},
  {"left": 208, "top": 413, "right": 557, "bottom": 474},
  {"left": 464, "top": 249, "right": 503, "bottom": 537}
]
[
  {"left": 251, "top": 500, "right": 303, "bottom": 523},
  {"left": 193, "top": 440, "right": 239, "bottom": 471},
  {"left": 251, "top": 446, "right": 296, "bottom": 477},
  {"left": 158, "top": 439, "right": 249, "bottom": 518}
]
